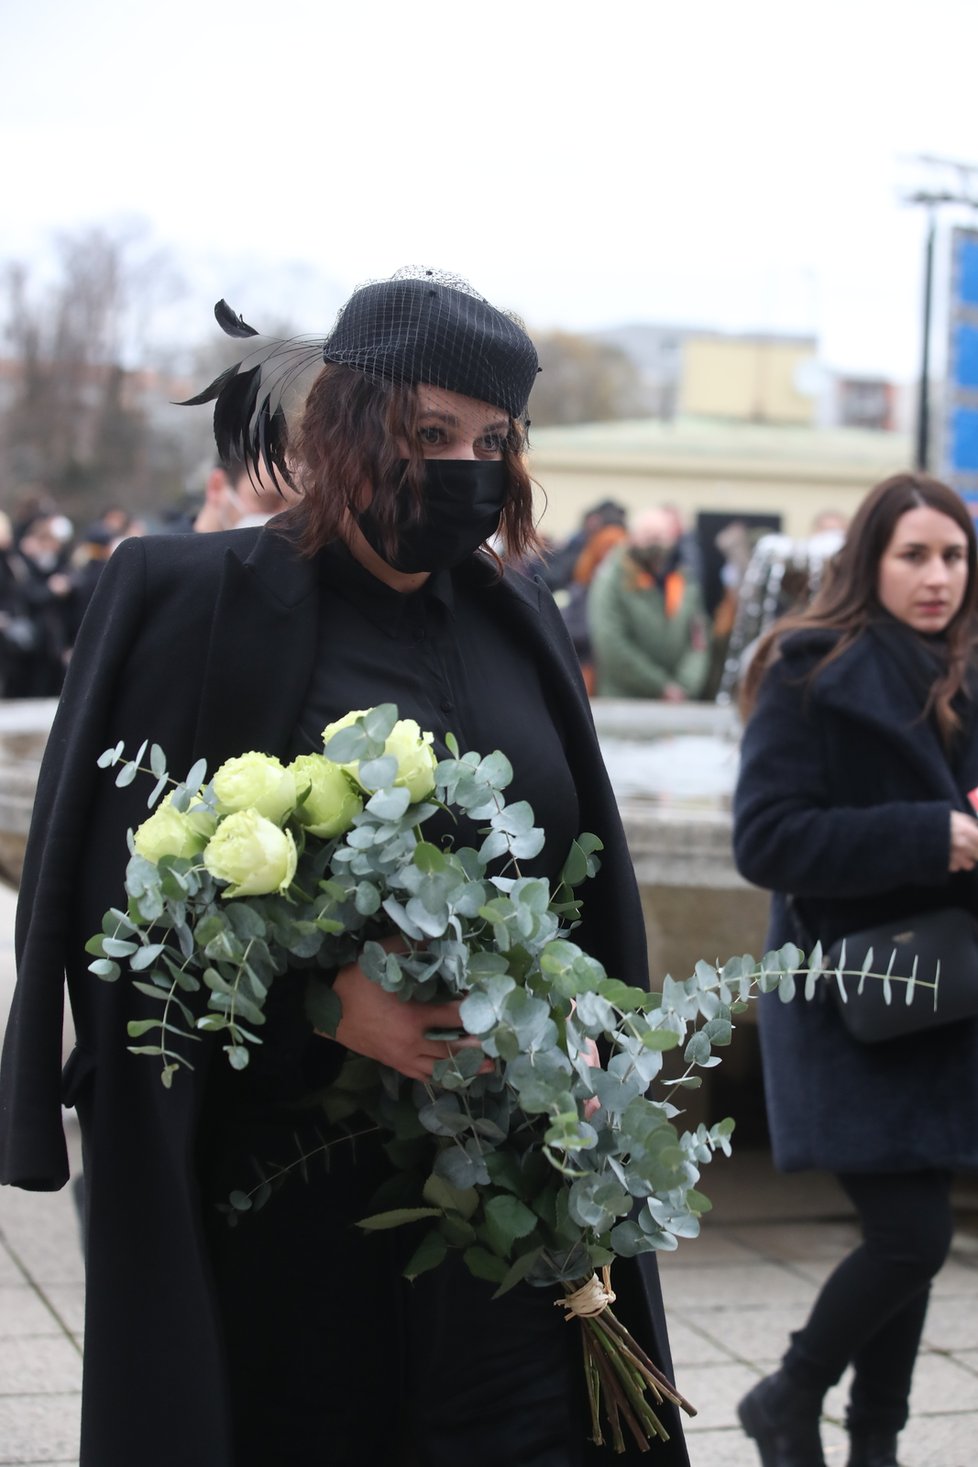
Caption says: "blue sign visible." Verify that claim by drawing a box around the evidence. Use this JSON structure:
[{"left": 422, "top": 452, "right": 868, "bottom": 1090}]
[
  {"left": 951, "top": 408, "right": 978, "bottom": 473},
  {"left": 960, "top": 236, "right": 978, "bottom": 306},
  {"left": 955, "top": 324, "right": 978, "bottom": 389},
  {"left": 944, "top": 228, "right": 978, "bottom": 492}
]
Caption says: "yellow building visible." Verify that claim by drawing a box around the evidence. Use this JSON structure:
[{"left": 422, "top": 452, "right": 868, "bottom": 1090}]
[
  {"left": 680, "top": 334, "right": 817, "bottom": 424},
  {"left": 528, "top": 417, "right": 911, "bottom": 544}
]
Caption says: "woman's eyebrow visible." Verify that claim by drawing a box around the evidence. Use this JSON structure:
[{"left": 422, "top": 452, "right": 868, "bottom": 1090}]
[
  {"left": 901, "top": 536, "right": 964, "bottom": 545},
  {"left": 418, "top": 409, "right": 509, "bottom": 433}
]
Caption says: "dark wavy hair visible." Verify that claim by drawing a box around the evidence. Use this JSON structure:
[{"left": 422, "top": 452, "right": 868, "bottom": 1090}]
[
  {"left": 741, "top": 472, "right": 978, "bottom": 743},
  {"left": 280, "top": 364, "right": 541, "bottom": 566}
]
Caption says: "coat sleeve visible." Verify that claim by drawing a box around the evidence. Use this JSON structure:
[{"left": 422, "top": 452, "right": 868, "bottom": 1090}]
[
  {"left": 733, "top": 658, "right": 952, "bottom": 900},
  {"left": 0, "top": 538, "right": 149, "bottom": 1188}
]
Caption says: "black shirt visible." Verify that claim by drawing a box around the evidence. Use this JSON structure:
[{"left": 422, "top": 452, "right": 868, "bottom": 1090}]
[
  {"left": 287, "top": 542, "right": 580, "bottom": 880},
  {"left": 202, "top": 544, "right": 582, "bottom": 1138}
]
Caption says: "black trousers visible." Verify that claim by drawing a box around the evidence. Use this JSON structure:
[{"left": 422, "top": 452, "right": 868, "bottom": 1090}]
[
  {"left": 784, "top": 1169, "right": 954, "bottom": 1434},
  {"left": 203, "top": 1128, "right": 586, "bottom": 1467}
]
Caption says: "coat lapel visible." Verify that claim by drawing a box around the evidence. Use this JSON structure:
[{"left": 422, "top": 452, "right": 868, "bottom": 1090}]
[
  {"left": 815, "top": 638, "right": 966, "bottom": 806},
  {"left": 193, "top": 529, "right": 320, "bottom": 764}
]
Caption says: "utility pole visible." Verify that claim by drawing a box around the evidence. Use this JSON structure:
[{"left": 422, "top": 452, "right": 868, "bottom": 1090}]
[{"left": 902, "top": 156, "right": 978, "bottom": 472}]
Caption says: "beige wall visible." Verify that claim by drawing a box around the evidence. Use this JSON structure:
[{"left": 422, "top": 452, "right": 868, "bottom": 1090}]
[
  {"left": 680, "top": 337, "right": 816, "bottom": 425},
  {"left": 528, "top": 450, "right": 906, "bottom": 543}
]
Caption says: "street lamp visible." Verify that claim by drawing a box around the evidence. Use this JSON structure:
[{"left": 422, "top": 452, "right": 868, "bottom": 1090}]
[{"left": 902, "top": 157, "right": 978, "bottom": 472}]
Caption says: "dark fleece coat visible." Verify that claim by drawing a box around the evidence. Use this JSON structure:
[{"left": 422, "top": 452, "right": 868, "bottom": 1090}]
[
  {"left": 733, "top": 627, "right": 978, "bottom": 1175},
  {"left": 0, "top": 526, "right": 688, "bottom": 1467}
]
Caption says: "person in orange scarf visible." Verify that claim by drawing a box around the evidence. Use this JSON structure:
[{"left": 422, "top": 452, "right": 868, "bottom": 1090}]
[{"left": 588, "top": 507, "right": 711, "bottom": 699}]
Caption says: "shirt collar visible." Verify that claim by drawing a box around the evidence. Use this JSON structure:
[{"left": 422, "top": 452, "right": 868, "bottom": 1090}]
[{"left": 317, "top": 540, "right": 455, "bottom": 635}]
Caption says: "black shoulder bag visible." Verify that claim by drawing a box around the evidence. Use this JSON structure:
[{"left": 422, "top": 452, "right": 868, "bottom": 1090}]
[{"left": 821, "top": 906, "right": 978, "bottom": 1044}]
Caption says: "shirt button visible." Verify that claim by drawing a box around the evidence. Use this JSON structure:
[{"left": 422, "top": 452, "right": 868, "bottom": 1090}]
[{"left": 440, "top": 699, "right": 454, "bottom": 714}]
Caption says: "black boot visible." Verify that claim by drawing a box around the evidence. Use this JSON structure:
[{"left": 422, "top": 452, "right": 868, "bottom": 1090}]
[
  {"left": 737, "top": 1369, "right": 826, "bottom": 1467},
  {"left": 847, "top": 1430, "right": 900, "bottom": 1467}
]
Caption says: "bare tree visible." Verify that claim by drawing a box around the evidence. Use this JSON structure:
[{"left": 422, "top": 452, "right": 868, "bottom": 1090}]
[
  {"left": 0, "top": 225, "right": 185, "bottom": 523},
  {"left": 528, "top": 330, "right": 646, "bottom": 426}
]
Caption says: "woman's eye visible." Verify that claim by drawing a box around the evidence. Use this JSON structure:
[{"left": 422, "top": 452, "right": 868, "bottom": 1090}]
[
  {"left": 476, "top": 433, "right": 506, "bottom": 455},
  {"left": 418, "top": 425, "right": 445, "bottom": 447}
]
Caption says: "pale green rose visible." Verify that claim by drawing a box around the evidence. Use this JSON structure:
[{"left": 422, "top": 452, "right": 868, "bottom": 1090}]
[
  {"left": 321, "top": 708, "right": 367, "bottom": 748},
  {"left": 384, "top": 718, "right": 437, "bottom": 801},
  {"left": 321, "top": 710, "right": 437, "bottom": 803},
  {"left": 203, "top": 810, "right": 298, "bottom": 898},
  {"left": 289, "top": 754, "right": 363, "bottom": 838},
  {"left": 133, "top": 793, "right": 216, "bottom": 864},
  {"left": 212, "top": 752, "right": 297, "bottom": 826}
]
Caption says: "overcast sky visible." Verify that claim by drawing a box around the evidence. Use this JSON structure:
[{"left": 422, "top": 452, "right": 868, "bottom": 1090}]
[{"left": 2, "top": 0, "right": 977, "bottom": 381}]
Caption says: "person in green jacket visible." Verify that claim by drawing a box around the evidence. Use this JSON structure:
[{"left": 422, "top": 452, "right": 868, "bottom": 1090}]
[{"left": 588, "top": 506, "right": 711, "bottom": 699}]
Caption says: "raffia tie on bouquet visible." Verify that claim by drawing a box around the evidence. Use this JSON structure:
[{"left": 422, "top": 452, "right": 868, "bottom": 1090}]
[
  {"left": 558, "top": 1266, "right": 696, "bottom": 1454},
  {"left": 557, "top": 1266, "right": 617, "bottom": 1319}
]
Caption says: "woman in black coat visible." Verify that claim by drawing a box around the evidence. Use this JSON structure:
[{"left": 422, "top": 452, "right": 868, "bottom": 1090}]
[
  {"left": 732, "top": 472, "right": 978, "bottom": 1467},
  {"left": 0, "top": 271, "right": 688, "bottom": 1467}
]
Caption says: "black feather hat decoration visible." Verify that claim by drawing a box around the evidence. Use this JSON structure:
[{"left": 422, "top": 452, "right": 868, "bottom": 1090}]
[
  {"left": 179, "top": 271, "right": 540, "bottom": 490},
  {"left": 178, "top": 300, "right": 325, "bottom": 489}
]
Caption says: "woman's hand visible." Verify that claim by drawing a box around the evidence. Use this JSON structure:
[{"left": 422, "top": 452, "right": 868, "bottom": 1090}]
[
  {"left": 323, "top": 943, "right": 484, "bottom": 1082},
  {"left": 949, "top": 811, "right": 978, "bottom": 872},
  {"left": 581, "top": 1036, "right": 601, "bottom": 1120}
]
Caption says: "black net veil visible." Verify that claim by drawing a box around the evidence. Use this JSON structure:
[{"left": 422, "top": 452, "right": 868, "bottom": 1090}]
[
  {"left": 322, "top": 266, "right": 539, "bottom": 420},
  {"left": 180, "top": 266, "right": 540, "bottom": 489}
]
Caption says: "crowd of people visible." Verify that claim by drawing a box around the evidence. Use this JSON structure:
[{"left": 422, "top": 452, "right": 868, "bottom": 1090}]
[
  {"left": 0, "top": 461, "right": 300, "bottom": 700},
  {"left": 0, "top": 502, "right": 140, "bottom": 699},
  {"left": 3, "top": 485, "right": 841, "bottom": 712}
]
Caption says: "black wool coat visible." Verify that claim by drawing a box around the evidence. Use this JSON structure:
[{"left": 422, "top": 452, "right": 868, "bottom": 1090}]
[
  {"left": 0, "top": 526, "right": 689, "bottom": 1467},
  {"left": 733, "top": 626, "right": 978, "bottom": 1175}
]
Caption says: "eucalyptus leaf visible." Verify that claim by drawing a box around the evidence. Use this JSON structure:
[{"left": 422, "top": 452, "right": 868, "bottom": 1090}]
[
  {"left": 89, "top": 958, "right": 121, "bottom": 981},
  {"left": 97, "top": 742, "right": 124, "bottom": 769},
  {"left": 358, "top": 1207, "right": 441, "bottom": 1231},
  {"left": 403, "top": 1228, "right": 448, "bottom": 1280},
  {"left": 463, "top": 1245, "right": 509, "bottom": 1284},
  {"left": 184, "top": 758, "right": 208, "bottom": 793}
]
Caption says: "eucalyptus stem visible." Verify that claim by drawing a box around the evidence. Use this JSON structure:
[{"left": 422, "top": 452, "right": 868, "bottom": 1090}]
[
  {"left": 237, "top": 1123, "right": 382, "bottom": 1207},
  {"left": 225, "top": 937, "right": 256, "bottom": 1044},
  {"left": 582, "top": 1319, "right": 633, "bottom": 1453}
]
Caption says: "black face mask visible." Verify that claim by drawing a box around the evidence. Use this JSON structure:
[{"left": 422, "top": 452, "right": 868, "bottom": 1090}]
[
  {"left": 357, "top": 459, "right": 508, "bottom": 572},
  {"left": 631, "top": 543, "right": 676, "bottom": 577}
]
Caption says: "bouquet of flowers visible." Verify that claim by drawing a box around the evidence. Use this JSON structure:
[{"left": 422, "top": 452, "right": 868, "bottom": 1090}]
[{"left": 89, "top": 704, "right": 806, "bottom": 1453}]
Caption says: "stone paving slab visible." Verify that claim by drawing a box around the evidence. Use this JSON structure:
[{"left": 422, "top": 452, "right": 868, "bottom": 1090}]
[
  {"left": 921, "top": 1295, "right": 978, "bottom": 1353},
  {"left": 677, "top": 1302, "right": 814, "bottom": 1366},
  {"left": 0, "top": 1288, "right": 64, "bottom": 1340},
  {"left": 664, "top": 1315, "right": 735, "bottom": 1368},
  {"left": 897, "top": 1411, "right": 978, "bottom": 1467},
  {"left": 723, "top": 1219, "right": 861, "bottom": 1262},
  {"left": 0, "top": 1397, "right": 82, "bottom": 1465},
  {"left": 0, "top": 1246, "right": 22, "bottom": 1287},
  {"left": 660, "top": 1256, "right": 826, "bottom": 1309},
  {"left": 0, "top": 1337, "right": 82, "bottom": 1395},
  {"left": 676, "top": 1359, "right": 762, "bottom": 1432}
]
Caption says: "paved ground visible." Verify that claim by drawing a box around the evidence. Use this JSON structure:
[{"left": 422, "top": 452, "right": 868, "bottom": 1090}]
[{"left": 1, "top": 879, "right": 976, "bottom": 1466}]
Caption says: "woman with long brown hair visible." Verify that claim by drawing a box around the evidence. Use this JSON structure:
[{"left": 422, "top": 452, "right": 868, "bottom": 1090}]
[
  {"left": 0, "top": 270, "right": 688, "bottom": 1467},
  {"left": 733, "top": 472, "right": 978, "bottom": 1467}
]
